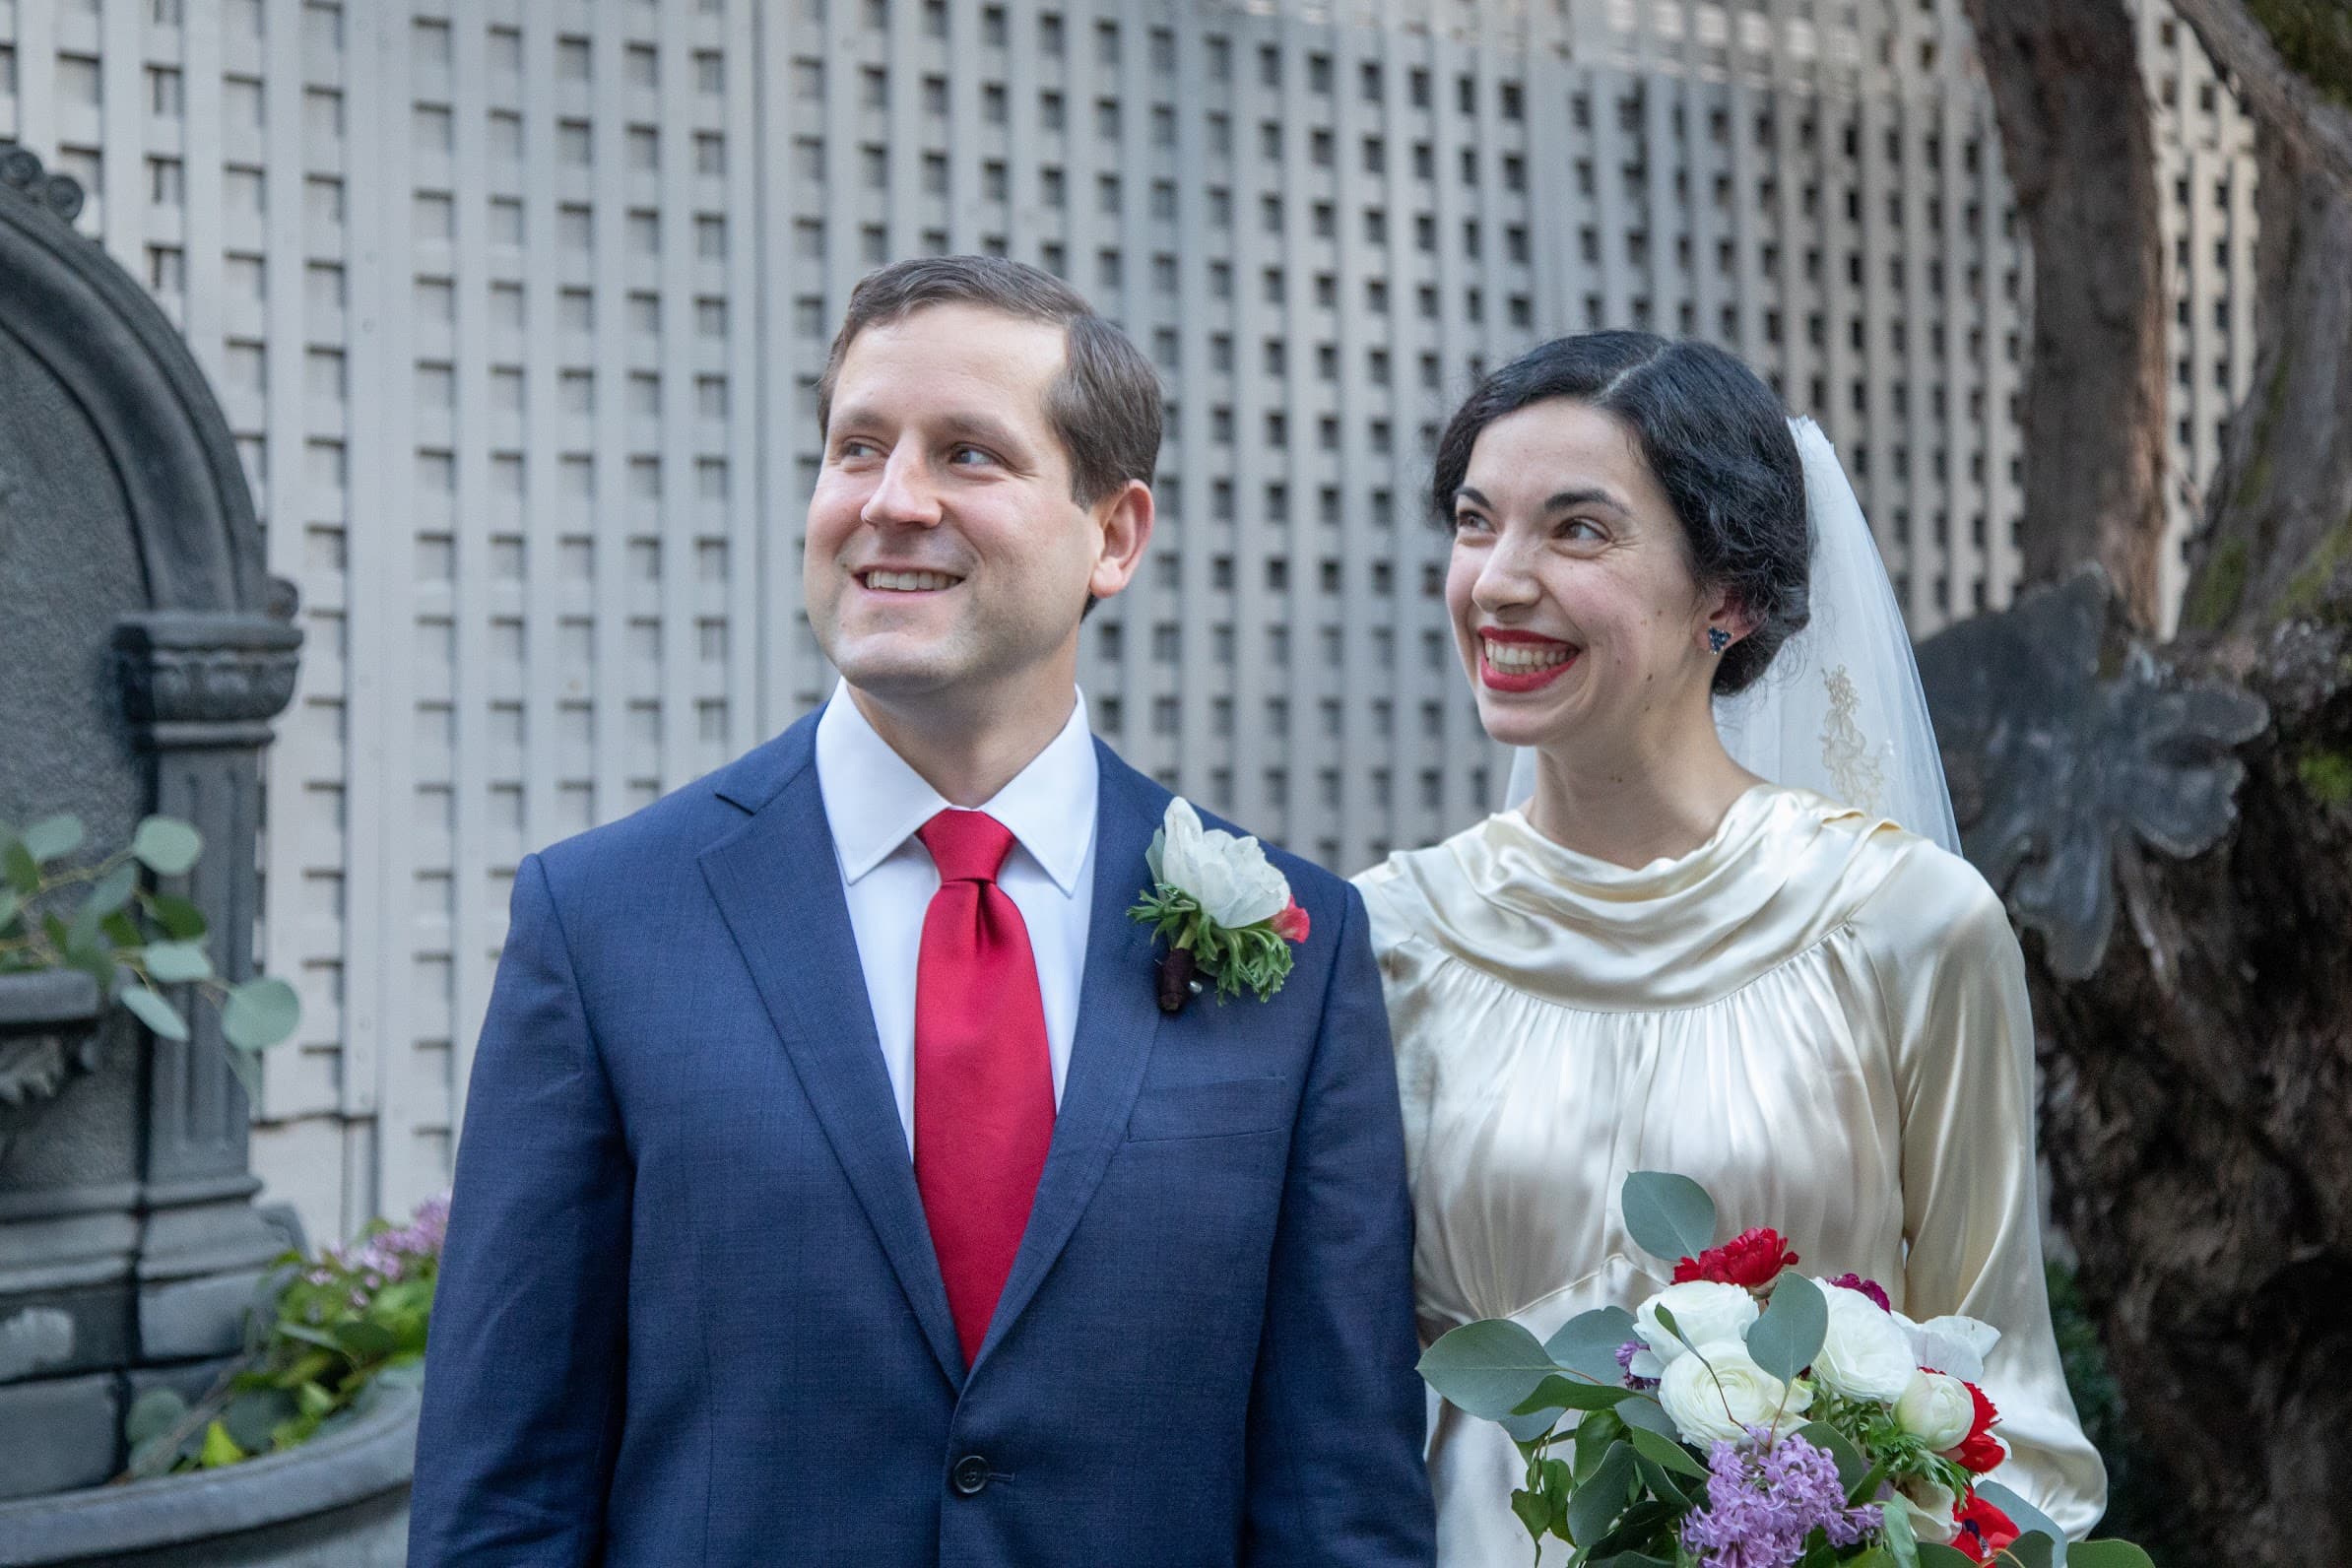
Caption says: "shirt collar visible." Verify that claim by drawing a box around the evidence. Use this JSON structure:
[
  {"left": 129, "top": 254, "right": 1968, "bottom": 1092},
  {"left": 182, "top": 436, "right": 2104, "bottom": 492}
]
[{"left": 814, "top": 685, "right": 1098, "bottom": 895}]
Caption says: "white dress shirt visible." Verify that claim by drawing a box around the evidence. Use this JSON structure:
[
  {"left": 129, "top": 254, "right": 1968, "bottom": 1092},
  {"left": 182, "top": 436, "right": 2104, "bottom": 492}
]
[{"left": 814, "top": 686, "right": 1099, "bottom": 1154}]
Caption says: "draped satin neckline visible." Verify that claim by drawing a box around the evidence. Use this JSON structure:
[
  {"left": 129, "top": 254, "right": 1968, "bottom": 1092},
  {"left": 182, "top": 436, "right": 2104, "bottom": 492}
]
[{"left": 1380, "top": 785, "right": 1904, "bottom": 1013}]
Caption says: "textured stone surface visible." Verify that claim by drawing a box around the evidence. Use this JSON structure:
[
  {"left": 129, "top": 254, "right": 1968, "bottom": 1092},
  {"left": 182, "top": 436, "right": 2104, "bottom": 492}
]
[
  {"left": 0, "top": 1373, "right": 118, "bottom": 1498},
  {"left": 0, "top": 1388, "right": 417, "bottom": 1566}
]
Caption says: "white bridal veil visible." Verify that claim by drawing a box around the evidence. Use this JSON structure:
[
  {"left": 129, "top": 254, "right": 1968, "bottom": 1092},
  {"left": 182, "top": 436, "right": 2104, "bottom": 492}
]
[{"left": 1503, "top": 417, "right": 1963, "bottom": 856}]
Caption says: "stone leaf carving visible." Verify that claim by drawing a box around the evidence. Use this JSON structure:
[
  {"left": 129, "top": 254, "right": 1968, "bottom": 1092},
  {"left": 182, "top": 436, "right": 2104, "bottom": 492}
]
[
  {"left": 1917, "top": 569, "right": 2268, "bottom": 980},
  {"left": 0, "top": 971, "right": 105, "bottom": 1159}
]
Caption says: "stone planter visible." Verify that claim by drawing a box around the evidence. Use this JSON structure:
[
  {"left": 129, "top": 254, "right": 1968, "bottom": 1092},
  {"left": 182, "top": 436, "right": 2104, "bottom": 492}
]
[
  {"left": 0, "top": 971, "right": 105, "bottom": 1160},
  {"left": 0, "top": 1385, "right": 417, "bottom": 1567}
]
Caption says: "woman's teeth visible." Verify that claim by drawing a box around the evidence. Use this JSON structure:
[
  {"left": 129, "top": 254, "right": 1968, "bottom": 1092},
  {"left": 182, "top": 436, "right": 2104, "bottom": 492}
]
[
  {"left": 864, "top": 570, "right": 959, "bottom": 592},
  {"left": 1483, "top": 638, "right": 1574, "bottom": 672}
]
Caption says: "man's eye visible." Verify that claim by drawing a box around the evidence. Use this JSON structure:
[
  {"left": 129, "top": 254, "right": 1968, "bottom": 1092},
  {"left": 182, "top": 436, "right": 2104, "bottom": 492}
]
[
  {"left": 835, "top": 437, "right": 879, "bottom": 460},
  {"left": 947, "top": 444, "right": 994, "bottom": 467}
]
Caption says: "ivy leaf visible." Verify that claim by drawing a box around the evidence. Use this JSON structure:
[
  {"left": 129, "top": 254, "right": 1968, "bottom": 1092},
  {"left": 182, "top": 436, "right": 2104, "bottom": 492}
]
[
  {"left": 1621, "top": 1171, "right": 1717, "bottom": 1264},
  {"left": 132, "top": 817, "right": 204, "bottom": 876},
  {"left": 22, "top": 814, "right": 85, "bottom": 864},
  {"left": 223, "top": 977, "right": 300, "bottom": 1049},
  {"left": 142, "top": 940, "right": 215, "bottom": 984},
  {"left": 120, "top": 985, "right": 191, "bottom": 1041}
]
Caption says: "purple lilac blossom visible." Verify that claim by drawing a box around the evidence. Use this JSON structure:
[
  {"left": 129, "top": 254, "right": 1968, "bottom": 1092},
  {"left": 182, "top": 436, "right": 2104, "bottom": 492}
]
[
  {"left": 1678, "top": 1428, "right": 1879, "bottom": 1568},
  {"left": 1829, "top": 1273, "right": 1892, "bottom": 1313},
  {"left": 1616, "top": 1339, "right": 1660, "bottom": 1392}
]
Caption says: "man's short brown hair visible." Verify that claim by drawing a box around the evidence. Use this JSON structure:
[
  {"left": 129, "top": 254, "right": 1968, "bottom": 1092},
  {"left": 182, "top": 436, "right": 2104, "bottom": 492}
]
[{"left": 815, "top": 255, "right": 1163, "bottom": 506}]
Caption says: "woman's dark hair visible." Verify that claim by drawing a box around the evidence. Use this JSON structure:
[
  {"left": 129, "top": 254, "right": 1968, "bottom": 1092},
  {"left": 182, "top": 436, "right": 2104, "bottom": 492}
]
[{"left": 1428, "top": 332, "right": 1810, "bottom": 694}]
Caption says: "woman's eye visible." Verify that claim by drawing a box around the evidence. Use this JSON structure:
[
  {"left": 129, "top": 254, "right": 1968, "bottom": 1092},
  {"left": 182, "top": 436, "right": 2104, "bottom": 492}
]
[
  {"left": 1559, "top": 517, "right": 1606, "bottom": 543},
  {"left": 1452, "top": 510, "right": 1491, "bottom": 535}
]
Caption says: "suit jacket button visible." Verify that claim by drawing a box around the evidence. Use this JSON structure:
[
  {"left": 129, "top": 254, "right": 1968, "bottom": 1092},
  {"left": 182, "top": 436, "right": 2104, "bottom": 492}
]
[{"left": 951, "top": 1455, "right": 991, "bottom": 1496}]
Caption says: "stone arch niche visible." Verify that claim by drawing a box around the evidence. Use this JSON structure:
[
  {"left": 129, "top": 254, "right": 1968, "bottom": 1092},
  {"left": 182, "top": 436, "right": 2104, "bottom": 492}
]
[{"left": 0, "top": 143, "right": 301, "bottom": 1497}]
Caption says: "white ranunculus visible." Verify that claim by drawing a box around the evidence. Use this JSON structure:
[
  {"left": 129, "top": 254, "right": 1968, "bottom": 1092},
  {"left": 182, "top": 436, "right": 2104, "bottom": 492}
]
[
  {"left": 1896, "top": 1312, "right": 2002, "bottom": 1384},
  {"left": 1153, "top": 798, "right": 1290, "bottom": 929},
  {"left": 1630, "top": 1281, "right": 1761, "bottom": 1379},
  {"left": 1898, "top": 1475, "right": 1961, "bottom": 1545},
  {"left": 1812, "top": 1278, "right": 1921, "bottom": 1404},
  {"left": 1895, "top": 1369, "right": 1977, "bottom": 1450},
  {"left": 1657, "top": 1339, "right": 1812, "bottom": 1446}
]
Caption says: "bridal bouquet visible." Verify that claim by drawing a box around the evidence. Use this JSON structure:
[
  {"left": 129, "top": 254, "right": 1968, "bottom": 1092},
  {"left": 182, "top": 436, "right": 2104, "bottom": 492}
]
[{"left": 1418, "top": 1172, "right": 2150, "bottom": 1568}]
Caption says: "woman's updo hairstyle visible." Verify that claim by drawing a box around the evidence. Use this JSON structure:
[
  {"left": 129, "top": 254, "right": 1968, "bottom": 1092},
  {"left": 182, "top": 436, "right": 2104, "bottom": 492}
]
[{"left": 1428, "top": 331, "right": 1811, "bottom": 695}]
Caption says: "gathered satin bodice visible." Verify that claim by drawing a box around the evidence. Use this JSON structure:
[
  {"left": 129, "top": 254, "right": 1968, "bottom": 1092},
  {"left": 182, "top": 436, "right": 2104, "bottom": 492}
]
[{"left": 1355, "top": 787, "right": 2105, "bottom": 1565}]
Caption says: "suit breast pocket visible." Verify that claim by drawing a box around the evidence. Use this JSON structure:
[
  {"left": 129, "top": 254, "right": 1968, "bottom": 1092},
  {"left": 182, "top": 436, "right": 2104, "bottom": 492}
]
[{"left": 1124, "top": 1077, "right": 1293, "bottom": 1143}]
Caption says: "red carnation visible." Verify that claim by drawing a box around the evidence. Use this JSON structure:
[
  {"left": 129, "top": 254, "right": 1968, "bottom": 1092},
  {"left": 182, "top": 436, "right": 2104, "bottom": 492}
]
[
  {"left": 1946, "top": 1382, "right": 2005, "bottom": 1473},
  {"left": 1670, "top": 1226, "right": 1798, "bottom": 1289},
  {"left": 1952, "top": 1493, "right": 2020, "bottom": 1563},
  {"left": 1271, "top": 899, "right": 1311, "bottom": 944}
]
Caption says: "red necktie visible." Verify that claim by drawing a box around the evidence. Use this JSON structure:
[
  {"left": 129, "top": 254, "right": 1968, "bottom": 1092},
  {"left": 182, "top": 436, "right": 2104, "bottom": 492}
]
[{"left": 912, "top": 810, "right": 1056, "bottom": 1365}]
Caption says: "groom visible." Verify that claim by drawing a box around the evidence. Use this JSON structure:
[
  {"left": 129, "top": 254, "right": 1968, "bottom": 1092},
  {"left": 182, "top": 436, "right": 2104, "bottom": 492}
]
[{"left": 407, "top": 256, "right": 1434, "bottom": 1565}]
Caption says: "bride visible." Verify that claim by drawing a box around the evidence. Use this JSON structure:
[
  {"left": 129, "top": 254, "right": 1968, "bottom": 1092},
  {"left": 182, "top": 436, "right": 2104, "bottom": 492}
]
[{"left": 1353, "top": 333, "right": 2106, "bottom": 1564}]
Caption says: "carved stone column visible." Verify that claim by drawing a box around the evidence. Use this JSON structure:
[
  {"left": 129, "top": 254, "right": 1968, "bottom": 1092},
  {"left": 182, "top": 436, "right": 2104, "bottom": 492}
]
[{"left": 113, "top": 608, "right": 301, "bottom": 1375}]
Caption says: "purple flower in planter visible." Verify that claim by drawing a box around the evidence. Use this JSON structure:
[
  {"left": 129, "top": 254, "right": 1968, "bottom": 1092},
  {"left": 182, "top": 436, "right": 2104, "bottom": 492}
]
[{"left": 1679, "top": 1429, "right": 1878, "bottom": 1568}]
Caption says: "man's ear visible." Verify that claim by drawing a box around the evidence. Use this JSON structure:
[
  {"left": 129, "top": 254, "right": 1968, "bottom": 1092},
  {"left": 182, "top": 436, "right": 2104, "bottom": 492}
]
[{"left": 1085, "top": 479, "right": 1155, "bottom": 601}]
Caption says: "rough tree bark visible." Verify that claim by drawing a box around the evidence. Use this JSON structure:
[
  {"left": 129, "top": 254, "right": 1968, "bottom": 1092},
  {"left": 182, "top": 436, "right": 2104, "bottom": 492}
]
[
  {"left": 1958, "top": 0, "right": 2173, "bottom": 627},
  {"left": 1972, "top": 3, "right": 2352, "bottom": 1561}
]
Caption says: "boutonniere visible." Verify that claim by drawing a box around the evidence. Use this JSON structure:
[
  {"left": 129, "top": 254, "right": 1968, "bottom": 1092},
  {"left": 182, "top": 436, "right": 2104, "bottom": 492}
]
[{"left": 1129, "top": 799, "right": 1311, "bottom": 1013}]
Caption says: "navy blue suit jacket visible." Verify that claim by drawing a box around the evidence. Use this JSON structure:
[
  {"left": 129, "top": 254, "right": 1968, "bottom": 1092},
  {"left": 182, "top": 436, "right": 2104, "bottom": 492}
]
[{"left": 407, "top": 714, "right": 1434, "bottom": 1565}]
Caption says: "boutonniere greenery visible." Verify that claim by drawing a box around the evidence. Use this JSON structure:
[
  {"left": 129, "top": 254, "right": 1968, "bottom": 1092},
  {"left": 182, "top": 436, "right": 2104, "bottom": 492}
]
[{"left": 1129, "top": 798, "right": 1311, "bottom": 1013}]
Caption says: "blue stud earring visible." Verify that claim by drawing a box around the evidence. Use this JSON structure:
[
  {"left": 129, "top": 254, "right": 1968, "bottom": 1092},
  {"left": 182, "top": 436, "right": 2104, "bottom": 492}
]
[{"left": 1707, "top": 627, "right": 1732, "bottom": 654}]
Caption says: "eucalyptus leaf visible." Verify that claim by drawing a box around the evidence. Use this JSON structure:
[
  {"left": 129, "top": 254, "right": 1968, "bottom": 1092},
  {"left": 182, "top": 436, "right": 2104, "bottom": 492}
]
[
  {"left": 1625, "top": 1423, "right": 1707, "bottom": 1479},
  {"left": 119, "top": 985, "right": 190, "bottom": 1041},
  {"left": 1615, "top": 1393, "right": 1681, "bottom": 1438},
  {"left": 223, "top": 976, "right": 300, "bottom": 1050},
  {"left": 1976, "top": 1481, "right": 2068, "bottom": 1567},
  {"left": 23, "top": 814, "right": 85, "bottom": 864},
  {"left": 152, "top": 893, "right": 208, "bottom": 940},
  {"left": 0, "top": 888, "right": 18, "bottom": 930},
  {"left": 142, "top": 940, "right": 215, "bottom": 984},
  {"left": 2000, "top": 1535, "right": 2058, "bottom": 1568},
  {"left": 132, "top": 817, "right": 203, "bottom": 876},
  {"left": 1511, "top": 1375, "right": 1637, "bottom": 1415},
  {"left": 1621, "top": 1170, "right": 1718, "bottom": 1263},
  {"left": 1547, "top": 1305, "right": 1639, "bottom": 1383},
  {"left": 1567, "top": 1440, "right": 1637, "bottom": 1548},
  {"left": 124, "top": 1387, "right": 189, "bottom": 1446},
  {"left": 4, "top": 840, "right": 40, "bottom": 897},
  {"left": 1631, "top": 1450, "right": 1690, "bottom": 1508},
  {"left": 2063, "top": 1545, "right": 2153, "bottom": 1568},
  {"left": 1918, "top": 1548, "right": 1984, "bottom": 1568},
  {"left": 1878, "top": 1497, "right": 1921, "bottom": 1568},
  {"left": 1498, "top": 1405, "right": 1563, "bottom": 1445},
  {"left": 1745, "top": 1273, "right": 1827, "bottom": 1382},
  {"left": 1510, "top": 1487, "right": 1549, "bottom": 1543},
  {"left": 85, "top": 861, "right": 139, "bottom": 919},
  {"left": 1419, "top": 1318, "right": 1558, "bottom": 1420}
]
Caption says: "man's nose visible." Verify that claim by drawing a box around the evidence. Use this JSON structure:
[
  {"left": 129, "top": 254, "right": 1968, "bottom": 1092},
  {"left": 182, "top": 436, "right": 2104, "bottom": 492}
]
[{"left": 861, "top": 447, "right": 943, "bottom": 527}]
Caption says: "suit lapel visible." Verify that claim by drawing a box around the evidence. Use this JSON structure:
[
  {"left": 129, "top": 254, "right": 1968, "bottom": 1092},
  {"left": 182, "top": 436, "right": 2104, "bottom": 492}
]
[
  {"left": 973, "top": 744, "right": 1168, "bottom": 1367},
  {"left": 697, "top": 733, "right": 966, "bottom": 1388}
]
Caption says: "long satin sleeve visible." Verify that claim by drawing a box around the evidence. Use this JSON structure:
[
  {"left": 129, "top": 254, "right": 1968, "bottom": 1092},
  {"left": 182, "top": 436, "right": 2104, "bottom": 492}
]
[{"left": 1862, "top": 857, "right": 2109, "bottom": 1538}]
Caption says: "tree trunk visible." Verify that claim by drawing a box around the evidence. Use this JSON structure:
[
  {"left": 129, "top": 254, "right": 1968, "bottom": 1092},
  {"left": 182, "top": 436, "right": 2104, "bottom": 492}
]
[
  {"left": 1984, "top": 7, "right": 2352, "bottom": 1558},
  {"left": 1958, "top": 0, "right": 2173, "bottom": 627}
]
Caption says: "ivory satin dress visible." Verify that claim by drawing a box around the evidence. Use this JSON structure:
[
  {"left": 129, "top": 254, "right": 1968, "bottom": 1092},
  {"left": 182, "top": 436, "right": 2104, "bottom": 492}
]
[{"left": 1354, "top": 785, "right": 2106, "bottom": 1567}]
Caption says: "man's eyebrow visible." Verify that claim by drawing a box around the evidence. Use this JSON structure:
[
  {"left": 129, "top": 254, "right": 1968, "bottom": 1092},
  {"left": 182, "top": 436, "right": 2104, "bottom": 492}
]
[{"left": 826, "top": 404, "right": 1032, "bottom": 455}]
